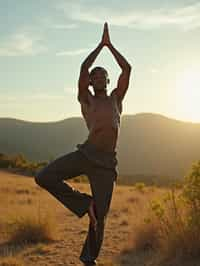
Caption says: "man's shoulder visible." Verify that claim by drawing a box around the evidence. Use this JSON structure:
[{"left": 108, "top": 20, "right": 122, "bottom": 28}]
[
  {"left": 78, "top": 90, "right": 93, "bottom": 105},
  {"left": 110, "top": 89, "right": 122, "bottom": 103},
  {"left": 110, "top": 88, "right": 120, "bottom": 99}
]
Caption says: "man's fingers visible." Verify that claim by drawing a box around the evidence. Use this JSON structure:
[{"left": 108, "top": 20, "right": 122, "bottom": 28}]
[
  {"left": 105, "top": 23, "right": 108, "bottom": 33},
  {"left": 104, "top": 22, "right": 108, "bottom": 32},
  {"left": 102, "top": 23, "right": 106, "bottom": 37},
  {"left": 101, "top": 22, "right": 111, "bottom": 45}
]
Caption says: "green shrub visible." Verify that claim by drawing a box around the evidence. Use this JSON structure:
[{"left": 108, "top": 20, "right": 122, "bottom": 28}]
[
  {"left": 134, "top": 160, "right": 200, "bottom": 260},
  {"left": 0, "top": 152, "right": 49, "bottom": 176},
  {"left": 183, "top": 160, "right": 200, "bottom": 228}
]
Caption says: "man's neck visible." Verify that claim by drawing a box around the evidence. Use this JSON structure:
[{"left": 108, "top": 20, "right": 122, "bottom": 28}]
[{"left": 94, "top": 91, "right": 107, "bottom": 98}]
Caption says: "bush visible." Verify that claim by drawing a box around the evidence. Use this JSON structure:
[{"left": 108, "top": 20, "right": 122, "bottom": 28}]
[
  {"left": 183, "top": 160, "right": 200, "bottom": 227},
  {"left": 134, "top": 160, "right": 200, "bottom": 260},
  {"left": 0, "top": 152, "right": 49, "bottom": 176}
]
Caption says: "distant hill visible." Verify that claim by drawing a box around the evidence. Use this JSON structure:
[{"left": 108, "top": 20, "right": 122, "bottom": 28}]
[{"left": 0, "top": 113, "right": 200, "bottom": 180}]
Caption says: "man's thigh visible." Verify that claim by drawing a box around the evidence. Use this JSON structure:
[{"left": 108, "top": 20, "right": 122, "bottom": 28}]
[{"left": 36, "top": 150, "right": 89, "bottom": 183}]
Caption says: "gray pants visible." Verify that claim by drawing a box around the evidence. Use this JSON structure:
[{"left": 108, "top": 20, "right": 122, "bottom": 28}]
[{"left": 34, "top": 140, "right": 117, "bottom": 263}]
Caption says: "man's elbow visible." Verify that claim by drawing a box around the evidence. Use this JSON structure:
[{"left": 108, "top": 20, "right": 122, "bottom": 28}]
[
  {"left": 122, "top": 64, "right": 132, "bottom": 74},
  {"left": 126, "top": 64, "right": 132, "bottom": 73}
]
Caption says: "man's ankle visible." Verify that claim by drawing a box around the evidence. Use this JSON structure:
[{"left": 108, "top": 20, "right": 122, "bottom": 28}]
[{"left": 88, "top": 199, "right": 97, "bottom": 230}]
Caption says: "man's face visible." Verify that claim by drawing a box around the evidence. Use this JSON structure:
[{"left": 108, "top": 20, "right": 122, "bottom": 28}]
[{"left": 90, "top": 69, "right": 108, "bottom": 91}]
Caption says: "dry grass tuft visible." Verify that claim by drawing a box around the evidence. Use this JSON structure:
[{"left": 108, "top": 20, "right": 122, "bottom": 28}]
[
  {"left": 6, "top": 211, "right": 57, "bottom": 245},
  {"left": 132, "top": 220, "right": 160, "bottom": 251},
  {"left": 29, "top": 243, "right": 52, "bottom": 255},
  {"left": 127, "top": 196, "right": 139, "bottom": 204},
  {"left": 0, "top": 256, "right": 24, "bottom": 266},
  {"left": 120, "top": 220, "right": 129, "bottom": 226}
]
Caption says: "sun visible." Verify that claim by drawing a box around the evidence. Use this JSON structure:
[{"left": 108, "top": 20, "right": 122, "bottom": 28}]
[{"left": 175, "top": 69, "right": 200, "bottom": 123}]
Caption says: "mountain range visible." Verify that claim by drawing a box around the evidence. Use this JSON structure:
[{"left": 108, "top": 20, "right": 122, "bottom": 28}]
[{"left": 0, "top": 113, "right": 199, "bottom": 181}]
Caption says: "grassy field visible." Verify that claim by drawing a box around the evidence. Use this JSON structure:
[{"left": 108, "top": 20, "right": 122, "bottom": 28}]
[{"left": 0, "top": 169, "right": 199, "bottom": 266}]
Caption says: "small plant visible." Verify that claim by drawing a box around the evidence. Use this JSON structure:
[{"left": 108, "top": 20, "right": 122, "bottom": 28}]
[{"left": 134, "top": 182, "right": 145, "bottom": 192}]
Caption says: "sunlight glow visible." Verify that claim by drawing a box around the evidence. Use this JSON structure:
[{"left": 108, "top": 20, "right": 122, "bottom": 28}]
[{"left": 175, "top": 69, "right": 200, "bottom": 123}]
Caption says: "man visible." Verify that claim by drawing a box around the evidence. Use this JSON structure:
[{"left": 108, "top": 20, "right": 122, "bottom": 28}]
[{"left": 35, "top": 22, "right": 131, "bottom": 265}]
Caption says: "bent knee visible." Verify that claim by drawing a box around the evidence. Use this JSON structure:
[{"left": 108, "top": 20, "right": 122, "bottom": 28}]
[{"left": 34, "top": 171, "right": 47, "bottom": 188}]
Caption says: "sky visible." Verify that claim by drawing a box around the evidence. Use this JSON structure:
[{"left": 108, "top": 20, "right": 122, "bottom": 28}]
[{"left": 0, "top": 0, "right": 200, "bottom": 123}]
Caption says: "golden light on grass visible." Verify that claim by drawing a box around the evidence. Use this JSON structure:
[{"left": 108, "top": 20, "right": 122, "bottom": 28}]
[
  {"left": 0, "top": 256, "right": 24, "bottom": 266},
  {"left": 1, "top": 167, "right": 200, "bottom": 265},
  {"left": 6, "top": 209, "right": 58, "bottom": 245}
]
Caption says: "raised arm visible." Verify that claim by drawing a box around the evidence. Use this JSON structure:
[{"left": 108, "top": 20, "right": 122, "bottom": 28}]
[
  {"left": 102, "top": 23, "right": 132, "bottom": 102},
  {"left": 78, "top": 43, "right": 103, "bottom": 103}
]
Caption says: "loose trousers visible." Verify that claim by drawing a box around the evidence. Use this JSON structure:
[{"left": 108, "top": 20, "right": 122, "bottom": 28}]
[{"left": 34, "top": 141, "right": 117, "bottom": 263}]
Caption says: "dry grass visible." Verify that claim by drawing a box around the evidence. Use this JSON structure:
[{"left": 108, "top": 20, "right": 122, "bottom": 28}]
[
  {"left": 118, "top": 184, "right": 200, "bottom": 266},
  {"left": 0, "top": 169, "right": 199, "bottom": 266},
  {"left": 131, "top": 220, "right": 160, "bottom": 251},
  {"left": 0, "top": 256, "right": 24, "bottom": 266},
  {"left": 6, "top": 212, "right": 57, "bottom": 245}
]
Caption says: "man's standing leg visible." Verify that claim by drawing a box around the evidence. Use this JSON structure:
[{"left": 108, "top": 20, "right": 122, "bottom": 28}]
[
  {"left": 35, "top": 150, "right": 92, "bottom": 218},
  {"left": 79, "top": 166, "right": 116, "bottom": 263}
]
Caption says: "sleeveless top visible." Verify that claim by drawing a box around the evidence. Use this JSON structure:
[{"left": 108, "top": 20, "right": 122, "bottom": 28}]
[{"left": 80, "top": 91, "right": 122, "bottom": 132}]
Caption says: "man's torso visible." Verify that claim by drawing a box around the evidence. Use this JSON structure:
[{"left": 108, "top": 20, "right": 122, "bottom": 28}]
[{"left": 80, "top": 91, "right": 122, "bottom": 152}]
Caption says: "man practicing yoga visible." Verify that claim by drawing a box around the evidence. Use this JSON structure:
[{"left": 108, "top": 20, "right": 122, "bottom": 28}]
[{"left": 35, "top": 22, "right": 131, "bottom": 265}]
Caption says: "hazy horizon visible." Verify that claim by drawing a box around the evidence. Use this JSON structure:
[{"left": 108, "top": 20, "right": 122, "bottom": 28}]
[{"left": 1, "top": 112, "right": 200, "bottom": 125}]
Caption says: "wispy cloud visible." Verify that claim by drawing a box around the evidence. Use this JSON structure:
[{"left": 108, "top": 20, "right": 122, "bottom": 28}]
[
  {"left": 0, "top": 32, "right": 47, "bottom": 56},
  {"left": 56, "top": 48, "right": 90, "bottom": 56},
  {"left": 59, "top": 1, "right": 200, "bottom": 30},
  {"left": 51, "top": 23, "right": 78, "bottom": 30},
  {"left": 41, "top": 17, "right": 79, "bottom": 30}
]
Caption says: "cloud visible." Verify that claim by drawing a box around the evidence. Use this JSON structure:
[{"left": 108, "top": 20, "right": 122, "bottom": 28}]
[
  {"left": 0, "top": 32, "right": 47, "bottom": 56},
  {"left": 51, "top": 23, "right": 78, "bottom": 30},
  {"left": 41, "top": 16, "right": 79, "bottom": 30},
  {"left": 59, "top": 1, "right": 200, "bottom": 30},
  {"left": 56, "top": 48, "right": 90, "bottom": 56}
]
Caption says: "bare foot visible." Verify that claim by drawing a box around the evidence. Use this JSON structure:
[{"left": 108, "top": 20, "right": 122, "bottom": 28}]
[{"left": 88, "top": 199, "right": 97, "bottom": 231}]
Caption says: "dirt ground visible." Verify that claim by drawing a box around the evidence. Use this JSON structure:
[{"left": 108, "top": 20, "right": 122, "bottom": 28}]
[{"left": 1, "top": 169, "right": 189, "bottom": 266}]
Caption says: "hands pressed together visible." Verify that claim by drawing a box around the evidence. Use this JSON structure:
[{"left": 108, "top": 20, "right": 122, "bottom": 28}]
[{"left": 100, "top": 22, "right": 112, "bottom": 47}]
